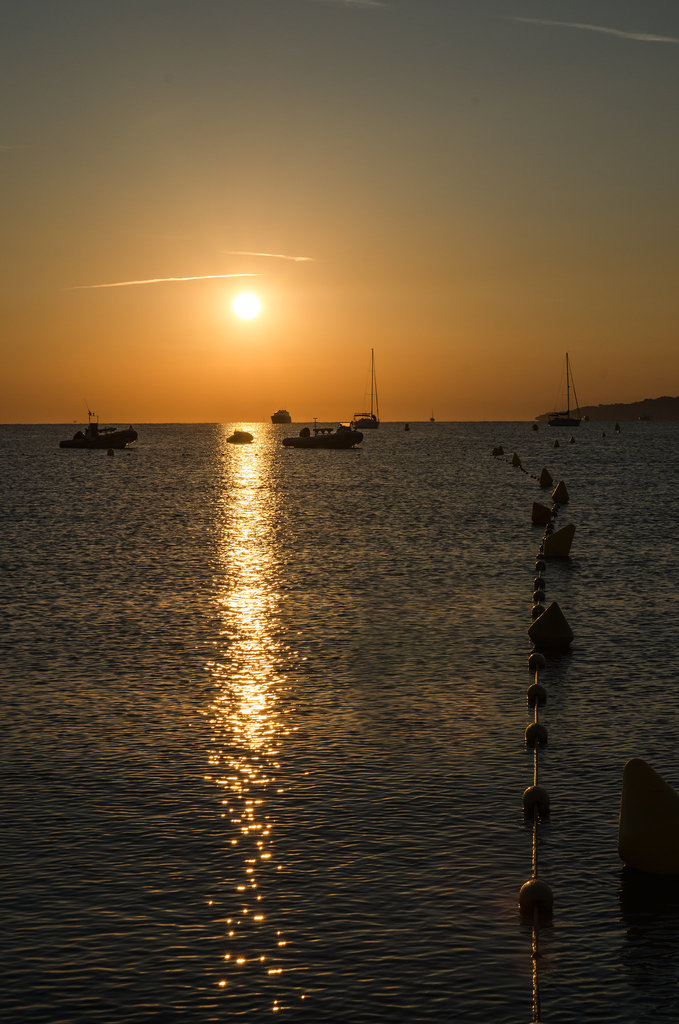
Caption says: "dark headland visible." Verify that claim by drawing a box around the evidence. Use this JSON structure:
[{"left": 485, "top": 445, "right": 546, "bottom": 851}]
[{"left": 536, "top": 395, "right": 679, "bottom": 422}]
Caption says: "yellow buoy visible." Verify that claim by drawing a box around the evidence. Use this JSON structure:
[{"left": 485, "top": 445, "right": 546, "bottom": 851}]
[
  {"left": 528, "top": 601, "right": 573, "bottom": 650},
  {"left": 551, "top": 480, "right": 569, "bottom": 504},
  {"left": 543, "top": 523, "right": 575, "bottom": 558},
  {"left": 531, "top": 502, "right": 552, "bottom": 525},
  {"left": 618, "top": 758, "right": 679, "bottom": 874}
]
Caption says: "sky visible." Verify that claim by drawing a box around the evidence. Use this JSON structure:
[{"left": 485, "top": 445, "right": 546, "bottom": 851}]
[{"left": 2, "top": 0, "right": 678, "bottom": 422}]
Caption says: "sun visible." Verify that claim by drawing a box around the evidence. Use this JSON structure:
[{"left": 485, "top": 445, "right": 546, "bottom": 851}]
[{"left": 232, "top": 291, "right": 262, "bottom": 320}]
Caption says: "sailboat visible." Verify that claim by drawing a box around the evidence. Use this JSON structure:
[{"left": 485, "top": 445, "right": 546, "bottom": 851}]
[
  {"left": 548, "top": 353, "right": 581, "bottom": 427},
  {"left": 352, "top": 348, "right": 379, "bottom": 429}
]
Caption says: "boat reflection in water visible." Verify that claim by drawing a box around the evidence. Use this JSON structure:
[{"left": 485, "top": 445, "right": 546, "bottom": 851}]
[{"left": 205, "top": 426, "right": 294, "bottom": 1010}]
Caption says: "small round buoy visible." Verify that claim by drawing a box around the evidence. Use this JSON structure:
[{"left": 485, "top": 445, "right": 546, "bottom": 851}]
[
  {"left": 519, "top": 878, "right": 553, "bottom": 920},
  {"left": 532, "top": 577, "right": 543, "bottom": 590},
  {"left": 528, "top": 651, "right": 546, "bottom": 672},
  {"left": 526, "top": 681, "right": 547, "bottom": 707},
  {"left": 532, "top": 588, "right": 545, "bottom": 604},
  {"left": 525, "top": 722, "right": 548, "bottom": 747},
  {"left": 492, "top": 445, "right": 504, "bottom": 456},
  {"left": 107, "top": 448, "right": 114, "bottom": 456},
  {"left": 535, "top": 559, "right": 546, "bottom": 572},
  {"left": 532, "top": 423, "right": 538, "bottom": 431},
  {"left": 531, "top": 603, "right": 546, "bottom": 620},
  {"left": 522, "top": 784, "right": 550, "bottom": 814}
]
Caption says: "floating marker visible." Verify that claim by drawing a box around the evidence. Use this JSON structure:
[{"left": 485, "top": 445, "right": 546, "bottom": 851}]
[
  {"left": 568, "top": 435, "right": 575, "bottom": 444},
  {"left": 523, "top": 785, "right": 550, "bottom": 814},
  {"left": 551, "top": 481, "right": 569, "bottom": 504},
  {"left": 543, "top": 523, "right": 575, "bottom": 559},
  {"left": 527, "top": 651, "right": 546, "bottom": 672},
  {"left": 512, "top": 452, "right": 522, "bottom": 467},
  {"left": 525, "top": 722, "right": 548, "bottom": 747},
  {"left": 618, "top": 758, "right": 679, "bottom": 875},
  {"left": 519, "top": 878, "right": 553, "bottom": 919},
  {"left": 528, "top": 601, "right": 573, "bottom": 650},
  {"left": 553, "top": 439, "right": 559, "bottom": 448},
  {"left": 532, "top": 423, "right": 538, "bottom": 431},
  {"left": 526, "top": 682, "right": 547, "bottom": 707},
  {"left": 539, "top": 468, "right": 553, "bottom": 488},
  {"left": 492, "top": 445, "right": 504, "bottom": 456},
  {"left": 531, "top": 502, "right": 552, "bottom": 525}
]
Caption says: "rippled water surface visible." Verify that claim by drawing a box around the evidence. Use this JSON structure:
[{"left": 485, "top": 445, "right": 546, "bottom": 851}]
[{"left": 2, "top": 421, "right": 679, "bottom": 1023}]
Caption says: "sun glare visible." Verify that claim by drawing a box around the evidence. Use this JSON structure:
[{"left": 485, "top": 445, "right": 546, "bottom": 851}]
[{"left": 232, "top": 292, "right": 262, "bottom": 320}]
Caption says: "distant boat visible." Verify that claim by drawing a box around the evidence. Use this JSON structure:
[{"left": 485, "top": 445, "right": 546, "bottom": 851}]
[
  {"left": 282, "top": 423, "right": 363, "bottom": 449},
  {"left": 59, "top": 412, "right": 137, "bottom": 449},
  {"left": 271, "top": 409, "right": 292, "bottom": 424},
  {"left": 352, "top": 349, "right": 379, "bottom": 429},
  {"left": 227, "top": 430, "right": 254, "bottom": 444},
  {"left": 430, "top": 411, "right": 435, "bottom": 423},
  {"left": 548, "top": 353, "right": 581, "bottom": 427}
]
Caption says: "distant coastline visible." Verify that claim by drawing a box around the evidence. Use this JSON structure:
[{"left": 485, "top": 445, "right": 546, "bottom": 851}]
[{"left": 536, "top": 395, "right": 679, "bottom": 422}]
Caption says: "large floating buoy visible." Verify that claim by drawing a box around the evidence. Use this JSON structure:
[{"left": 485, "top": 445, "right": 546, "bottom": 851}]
[
  {"left": 618, "top": 758, "right": 679, "bottom": 875},
  {"left": 539, "top": 467, "right": 553, "bottom": 488},
  {"left": 551, "top": 480, "right": 569, "bottom": 504},
  {"left": 531, "top": 502, "right": 552, "bottom": 525},
  {"left": 528, "top": 601, "right": 573, "bottom": 650},
  {"left": 543, "top": 523, "right": 575, "bottom": 558}
]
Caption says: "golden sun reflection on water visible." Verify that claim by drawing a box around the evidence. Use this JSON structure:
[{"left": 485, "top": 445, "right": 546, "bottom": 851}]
[{"left": 204, "top": 427, "right": 293, "bottom": 1007}]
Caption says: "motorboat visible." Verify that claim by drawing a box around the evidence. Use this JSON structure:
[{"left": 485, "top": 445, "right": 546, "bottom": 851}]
[
  {"left": 282, "top": 423, "right": 363, "bottom": 449},
  {"left": 271, "top": 409, "right": 292, "bottom": 423},
  {"left": 227, "top": 430, "right": 254, "bottom": 444},
  {"left": 60, "top": 412, "right": 137, "bottom": 449}
]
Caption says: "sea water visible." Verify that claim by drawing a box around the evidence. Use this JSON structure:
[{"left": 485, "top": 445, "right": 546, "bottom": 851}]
[{"left": 1, "top": 421, "right": 679, "bottom": 1023}]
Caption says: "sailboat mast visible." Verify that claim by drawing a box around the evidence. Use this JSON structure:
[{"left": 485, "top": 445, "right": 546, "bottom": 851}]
[
  {"left": 566, "top": 352, "right": 570, "bottom": 416},
  {"left": 371, "top": 348, "right": 379, "bottom": 420}
]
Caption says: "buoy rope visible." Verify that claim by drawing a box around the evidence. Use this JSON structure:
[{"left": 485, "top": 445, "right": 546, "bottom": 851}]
[{"left": 492, "top": 444, "right": 575, "bottom": 1021}]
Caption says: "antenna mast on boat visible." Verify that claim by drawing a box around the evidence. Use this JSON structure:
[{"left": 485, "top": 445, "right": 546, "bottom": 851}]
[{"left": 371, "top": 348, "right": 379, "bottom": 420}]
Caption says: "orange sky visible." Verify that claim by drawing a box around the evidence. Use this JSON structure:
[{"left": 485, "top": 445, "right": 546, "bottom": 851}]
[{"left": 2, "top": 1, "right": 678, "bottom": 423}]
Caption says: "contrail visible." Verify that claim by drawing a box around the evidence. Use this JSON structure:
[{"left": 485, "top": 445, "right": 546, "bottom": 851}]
[
  {"left": 511, "top": 17, "right": 679, "bottom": 45},
  {"left": 71, "top": 273, "right": 261, "bottom": 290},
  {"left": 223, "top": 250, "right": 315, "bottom": 262}
]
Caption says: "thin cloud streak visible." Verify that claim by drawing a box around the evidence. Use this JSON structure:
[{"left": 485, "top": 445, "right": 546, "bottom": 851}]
[
  {"left": 511, "top": 17, "right": 679, "bottom": 45},
  {"left": 223, "top": 250, "right": 316, "bottom": 263},
  {"left": 71, "top": 273, "right": 261, "bottom": 290}
]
